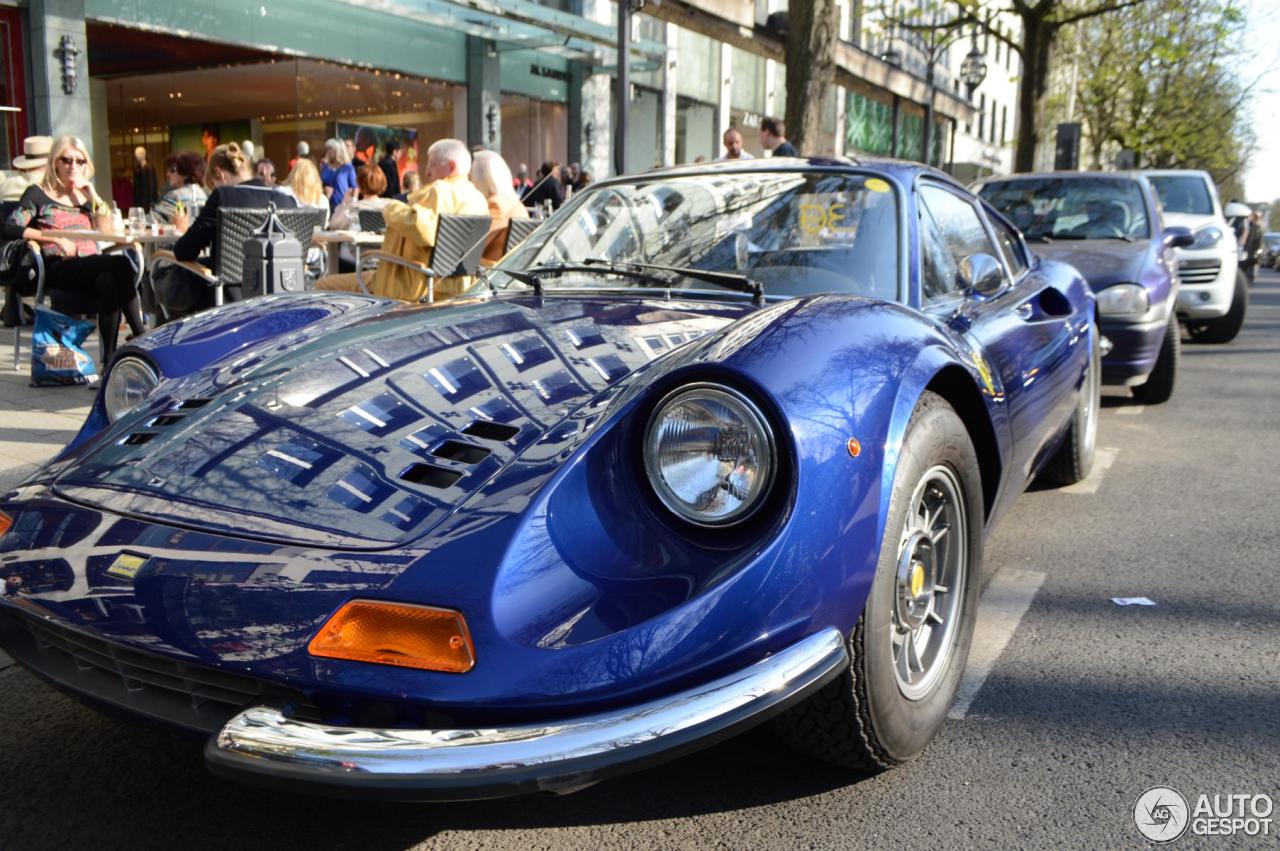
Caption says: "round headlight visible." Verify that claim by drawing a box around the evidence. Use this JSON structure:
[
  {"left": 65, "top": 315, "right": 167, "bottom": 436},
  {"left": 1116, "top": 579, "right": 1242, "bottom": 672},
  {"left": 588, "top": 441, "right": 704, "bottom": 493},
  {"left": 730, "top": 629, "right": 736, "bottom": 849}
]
[
  {"left": 644, "top": 384, "right": 774, "bottom": 526},
  {"left": 104, "top": 356, "right": 160, "bottom": 423}
]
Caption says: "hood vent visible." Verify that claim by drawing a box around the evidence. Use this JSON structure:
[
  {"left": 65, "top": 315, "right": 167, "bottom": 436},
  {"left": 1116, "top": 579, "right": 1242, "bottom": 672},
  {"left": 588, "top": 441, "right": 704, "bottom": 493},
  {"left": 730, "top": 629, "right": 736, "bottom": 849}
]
[
  {"left": 401, "top": 464, "right": 463, "bottom": 489},
  {"left": 431, "top": 441, "right": 491, "bottom": 464},
  {"left": 461, "top": 420, "right": 520, "bottom": 442},
  {"left": 177, "top": 398, "right": 211, "bottom": 410}
]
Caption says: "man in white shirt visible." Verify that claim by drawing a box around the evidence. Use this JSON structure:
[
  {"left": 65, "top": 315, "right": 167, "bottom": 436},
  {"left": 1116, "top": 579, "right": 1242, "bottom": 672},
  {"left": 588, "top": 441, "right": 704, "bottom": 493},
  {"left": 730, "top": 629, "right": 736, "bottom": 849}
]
[{"left": 717, "top": 128, "right": 755, "bottom": 161}]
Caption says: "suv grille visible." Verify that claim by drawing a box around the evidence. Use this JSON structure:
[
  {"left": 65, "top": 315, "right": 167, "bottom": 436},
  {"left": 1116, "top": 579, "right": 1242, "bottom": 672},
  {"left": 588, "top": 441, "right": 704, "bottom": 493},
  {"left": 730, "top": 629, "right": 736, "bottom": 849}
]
[
  {"left": 1178, "top": 259, "right": 1221, "bottom": 286},
  {"left": 0, "top": 607, "right": 320, "bottom": 733}
]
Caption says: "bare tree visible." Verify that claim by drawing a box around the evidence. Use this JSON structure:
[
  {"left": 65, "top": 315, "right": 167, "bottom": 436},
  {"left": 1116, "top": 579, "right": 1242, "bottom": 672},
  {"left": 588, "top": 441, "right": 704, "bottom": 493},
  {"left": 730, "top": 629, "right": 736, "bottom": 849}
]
[{"left": 784, "top": 0, "right": 839, "bottom": 154}]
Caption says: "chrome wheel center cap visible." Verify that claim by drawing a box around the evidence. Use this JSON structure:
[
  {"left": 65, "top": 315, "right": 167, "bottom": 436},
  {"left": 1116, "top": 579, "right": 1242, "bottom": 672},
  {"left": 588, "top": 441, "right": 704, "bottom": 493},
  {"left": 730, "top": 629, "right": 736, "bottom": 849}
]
[{"left": 896, "top": 532, "right": 936, "bottom": 631}]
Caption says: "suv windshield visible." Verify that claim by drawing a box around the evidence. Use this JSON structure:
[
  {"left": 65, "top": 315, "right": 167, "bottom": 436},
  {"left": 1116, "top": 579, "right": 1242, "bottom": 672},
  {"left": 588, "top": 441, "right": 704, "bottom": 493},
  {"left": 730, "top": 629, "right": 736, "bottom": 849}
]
[
  {"left": 979, "top": 177, "right": 1151, "bottom": 241},
  {"left": 1147, "top": 175, "right": 1214, "bottom": 215},
  {"left": 491, "top": 171, "right": 900, "bottom": 301}
]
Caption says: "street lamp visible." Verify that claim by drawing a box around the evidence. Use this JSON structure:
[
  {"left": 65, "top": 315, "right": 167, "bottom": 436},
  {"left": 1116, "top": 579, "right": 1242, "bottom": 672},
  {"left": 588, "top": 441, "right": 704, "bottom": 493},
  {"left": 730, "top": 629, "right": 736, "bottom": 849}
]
[{"left": 959, "top": 44, "right": 988, "bottom": 96}]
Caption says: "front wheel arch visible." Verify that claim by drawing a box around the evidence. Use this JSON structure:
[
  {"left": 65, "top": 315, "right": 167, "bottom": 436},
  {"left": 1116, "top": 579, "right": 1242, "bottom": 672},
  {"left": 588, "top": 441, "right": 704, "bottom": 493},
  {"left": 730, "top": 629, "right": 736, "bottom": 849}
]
[{"left": 924, "top": 365, "right": 1001, "bottom": 521}]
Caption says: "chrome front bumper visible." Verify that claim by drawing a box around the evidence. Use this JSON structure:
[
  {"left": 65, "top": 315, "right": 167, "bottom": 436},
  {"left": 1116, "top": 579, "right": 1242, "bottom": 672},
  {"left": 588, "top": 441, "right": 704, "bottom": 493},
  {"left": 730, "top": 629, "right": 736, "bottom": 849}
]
[{"left": 205, "top": 628, "right": 849, "bottom": 800}]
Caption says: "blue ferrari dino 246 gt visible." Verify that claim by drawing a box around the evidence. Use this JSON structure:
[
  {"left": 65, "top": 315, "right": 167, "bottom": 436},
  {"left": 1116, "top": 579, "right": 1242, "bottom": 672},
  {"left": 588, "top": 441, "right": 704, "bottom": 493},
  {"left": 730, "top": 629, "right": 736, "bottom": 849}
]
[{"left": 0, "top": 159, "right": 1096, "bottom": 799}]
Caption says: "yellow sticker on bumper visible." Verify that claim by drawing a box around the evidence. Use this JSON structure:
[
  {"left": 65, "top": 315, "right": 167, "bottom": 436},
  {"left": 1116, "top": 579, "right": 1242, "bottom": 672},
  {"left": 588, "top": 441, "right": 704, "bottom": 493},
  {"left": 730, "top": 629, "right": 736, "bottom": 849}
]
[{"left": 105, "top": 553, "right": 147, "bottom": 580}]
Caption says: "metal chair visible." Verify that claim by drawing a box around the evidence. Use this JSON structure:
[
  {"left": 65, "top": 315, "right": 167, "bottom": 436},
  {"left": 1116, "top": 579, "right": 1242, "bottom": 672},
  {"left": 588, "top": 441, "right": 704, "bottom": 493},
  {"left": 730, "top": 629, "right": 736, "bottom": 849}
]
[
  {"left": 357, "top": 214, "right": 492, "bottom": 303},
  {"left": 149, "top": 207, "right": 328, "bottom": 310},
  {"left": 503, "top": 217, "right": 540, "bottom": 254}
]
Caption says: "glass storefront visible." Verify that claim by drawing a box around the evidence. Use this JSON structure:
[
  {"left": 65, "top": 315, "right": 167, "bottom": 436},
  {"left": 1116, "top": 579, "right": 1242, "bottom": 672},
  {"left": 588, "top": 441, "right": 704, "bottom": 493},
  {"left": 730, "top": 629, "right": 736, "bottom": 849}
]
[
  {"left": 500, "top": 94, "right": 568, "bottom": 174},
  {"left": 101, "top": 55, "right": 465, "bottom": 200}
]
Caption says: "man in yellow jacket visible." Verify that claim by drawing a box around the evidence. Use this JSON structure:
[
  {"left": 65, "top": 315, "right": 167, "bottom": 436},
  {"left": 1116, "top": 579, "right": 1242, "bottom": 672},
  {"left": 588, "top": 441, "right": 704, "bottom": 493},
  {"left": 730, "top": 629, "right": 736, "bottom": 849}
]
[{"left": 318, "top": 138, "right": 489, "bottom": 302}]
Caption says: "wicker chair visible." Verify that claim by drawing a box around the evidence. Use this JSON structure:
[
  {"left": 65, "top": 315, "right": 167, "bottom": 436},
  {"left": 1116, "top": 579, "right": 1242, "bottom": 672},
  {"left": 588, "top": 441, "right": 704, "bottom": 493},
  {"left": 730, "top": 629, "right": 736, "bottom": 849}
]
[
  {"left": 356, "top": 214, "right": 491, "bottom": 303},
  {"left": 503, "top": 217, "right": 540, "bottom": 254},
  {"left": 357, "top": 209, "right": 386, "bottom": 234},
  {"left": 149, "top": 207, "right": 328, "bottom": 312}
]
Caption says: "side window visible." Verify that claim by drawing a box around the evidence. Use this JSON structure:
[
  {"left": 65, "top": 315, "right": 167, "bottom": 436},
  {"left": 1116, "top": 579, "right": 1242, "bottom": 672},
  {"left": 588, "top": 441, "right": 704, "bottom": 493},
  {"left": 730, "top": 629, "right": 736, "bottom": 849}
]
[
  {"left": 919, "top": 185, "right": 1007, "bottom": 302},
  {"left": 986, "top": 209, "right": 1030, "bottom": 279},
  {"left": 919, "top": 192, "right": 959, "bottom": 301}
]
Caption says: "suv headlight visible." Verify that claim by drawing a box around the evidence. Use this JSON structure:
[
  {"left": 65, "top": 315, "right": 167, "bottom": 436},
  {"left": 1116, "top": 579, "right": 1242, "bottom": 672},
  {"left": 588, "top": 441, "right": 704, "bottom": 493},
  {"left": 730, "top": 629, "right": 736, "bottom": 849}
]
[
  {"left": 1189, "top": 226, "right": 1223, "bottom": 250},
  {"left": 644, "top": 384, "right": 774, "bottom": 526},
  {"left": 104, "top": 356, "right": 160, "bottom": 423},
  {"left": 1096, "top": 283, "right": 1150, "bottom": 318}
]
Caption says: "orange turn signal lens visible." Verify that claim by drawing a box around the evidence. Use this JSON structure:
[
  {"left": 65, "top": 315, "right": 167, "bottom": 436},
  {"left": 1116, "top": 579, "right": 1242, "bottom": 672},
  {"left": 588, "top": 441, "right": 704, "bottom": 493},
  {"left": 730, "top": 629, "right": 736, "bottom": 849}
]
[
  {"left": 308, "top": 600, "right": 475, "bottom": 673},
  {"left": 0, "top": 510, "right": 12, "bottom": 538}
]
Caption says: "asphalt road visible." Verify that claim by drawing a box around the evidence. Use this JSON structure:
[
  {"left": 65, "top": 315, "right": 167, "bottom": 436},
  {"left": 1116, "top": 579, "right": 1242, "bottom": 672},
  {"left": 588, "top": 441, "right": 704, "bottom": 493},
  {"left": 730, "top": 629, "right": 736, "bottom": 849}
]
[{"left": 2, "top": 271, "right": 1277, "bottom": 850}]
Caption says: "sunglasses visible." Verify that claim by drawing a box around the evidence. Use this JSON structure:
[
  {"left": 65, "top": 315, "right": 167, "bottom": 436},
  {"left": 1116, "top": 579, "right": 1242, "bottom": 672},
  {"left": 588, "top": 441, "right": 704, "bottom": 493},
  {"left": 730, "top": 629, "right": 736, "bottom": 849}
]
[{"left": 58, "top": 156, "right": 88, "bottom": 167}]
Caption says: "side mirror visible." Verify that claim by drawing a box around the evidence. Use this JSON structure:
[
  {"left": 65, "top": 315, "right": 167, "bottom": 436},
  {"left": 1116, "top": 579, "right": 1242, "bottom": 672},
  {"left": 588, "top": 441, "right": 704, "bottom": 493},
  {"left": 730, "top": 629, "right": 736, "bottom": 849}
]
[
  {"left": 959, "top": 252, "right": 1005, "bottom": 297},
  {"left": 1164, "top": 226, "right": 1195, "bottom": 249}
]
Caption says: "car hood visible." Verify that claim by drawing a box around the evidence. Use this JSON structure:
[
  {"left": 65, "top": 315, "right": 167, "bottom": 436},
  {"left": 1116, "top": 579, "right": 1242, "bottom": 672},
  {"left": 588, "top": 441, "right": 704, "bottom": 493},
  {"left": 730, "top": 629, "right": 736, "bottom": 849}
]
[
  {"left": 52, "top": 296, "right": 750, "bottom": 551},
  {"left": 1161, "top": 212, "right": 1220, "bottom": 232},
  {"left": 1034, "top": 240, "right": 1152, "bottom": 289}
]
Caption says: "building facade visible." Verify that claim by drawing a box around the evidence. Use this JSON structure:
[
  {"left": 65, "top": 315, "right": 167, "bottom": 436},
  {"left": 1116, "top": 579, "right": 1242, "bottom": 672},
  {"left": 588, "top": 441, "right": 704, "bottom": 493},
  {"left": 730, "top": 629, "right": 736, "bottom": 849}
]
[{"left": 2, "top": 0, "right": 996, "bottom": 206}]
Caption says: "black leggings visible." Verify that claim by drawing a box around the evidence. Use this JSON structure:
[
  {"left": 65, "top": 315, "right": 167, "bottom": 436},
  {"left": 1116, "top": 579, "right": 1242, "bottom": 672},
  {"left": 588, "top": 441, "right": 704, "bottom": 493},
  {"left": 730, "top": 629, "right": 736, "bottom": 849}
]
[{"left": 46, "top": 253, "right": 145, "bottom": 359}]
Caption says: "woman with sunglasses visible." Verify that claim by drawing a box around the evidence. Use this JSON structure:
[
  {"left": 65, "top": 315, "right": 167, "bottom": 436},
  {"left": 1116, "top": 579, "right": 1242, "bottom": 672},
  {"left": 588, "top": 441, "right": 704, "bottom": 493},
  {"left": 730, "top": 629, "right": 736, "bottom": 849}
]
[{"left": 2, "top": 135, "right": 144, "bottom": 359}]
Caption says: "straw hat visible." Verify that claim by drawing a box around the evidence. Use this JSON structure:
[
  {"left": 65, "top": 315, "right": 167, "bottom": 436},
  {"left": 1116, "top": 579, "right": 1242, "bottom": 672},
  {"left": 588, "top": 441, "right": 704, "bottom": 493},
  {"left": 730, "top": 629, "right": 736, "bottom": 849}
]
[{"left": 12, "top": 135, "right": 52, "bottom": 170}]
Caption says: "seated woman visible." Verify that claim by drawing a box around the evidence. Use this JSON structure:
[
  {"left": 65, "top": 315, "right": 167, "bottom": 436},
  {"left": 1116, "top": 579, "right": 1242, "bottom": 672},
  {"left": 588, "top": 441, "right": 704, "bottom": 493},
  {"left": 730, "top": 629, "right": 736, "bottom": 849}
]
[
  {"left": 470, "top": 150, "right": 529, "bottom": 266},
  {"left": 154, "top": 142, "right": 297, "bottom": 319},
  {"left": 328, "top": 164, "right": 392, "bottom": 231},
  {"left": 151, "top": 152, "right": 207, "bottom": 223},
  {"left": 3, "top": 135, "right": 145, "bottom": 360},
  {"left": 279, "top": 157, "right": 329, "bottom": 213}
]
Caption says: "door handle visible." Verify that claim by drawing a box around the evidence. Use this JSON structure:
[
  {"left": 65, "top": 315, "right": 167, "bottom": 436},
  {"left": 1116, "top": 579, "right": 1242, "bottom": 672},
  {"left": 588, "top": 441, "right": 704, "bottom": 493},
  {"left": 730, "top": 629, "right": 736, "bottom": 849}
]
[{"left": 1015, "top": 301, "right": 1034, "bottom": 320}]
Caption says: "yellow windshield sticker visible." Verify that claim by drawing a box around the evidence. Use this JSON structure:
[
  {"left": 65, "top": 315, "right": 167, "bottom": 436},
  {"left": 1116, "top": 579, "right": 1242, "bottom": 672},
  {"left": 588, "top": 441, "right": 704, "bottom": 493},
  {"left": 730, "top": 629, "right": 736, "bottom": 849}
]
[
  {"left": 865, "top": 178, "right": 890, "bottom": 193},
  {"left": 106, "top": 553, "right": 147, "bottom": 581},
  {"left": 799, "top": 202, "right": 858, "bottom": 235}
]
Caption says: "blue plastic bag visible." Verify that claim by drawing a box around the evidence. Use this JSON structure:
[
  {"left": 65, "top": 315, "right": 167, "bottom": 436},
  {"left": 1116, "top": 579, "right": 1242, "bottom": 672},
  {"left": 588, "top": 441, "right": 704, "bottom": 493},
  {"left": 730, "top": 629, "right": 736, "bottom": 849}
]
[{"left": 30, "top": 306, "right": 99, "bottom": 387}]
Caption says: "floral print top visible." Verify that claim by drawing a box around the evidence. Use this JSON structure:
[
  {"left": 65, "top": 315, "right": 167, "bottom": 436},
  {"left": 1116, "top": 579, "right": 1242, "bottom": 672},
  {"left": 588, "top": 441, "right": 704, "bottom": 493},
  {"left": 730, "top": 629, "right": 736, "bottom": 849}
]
[{"left": 3, "top": 185, "right": 102, "bottom": 259}]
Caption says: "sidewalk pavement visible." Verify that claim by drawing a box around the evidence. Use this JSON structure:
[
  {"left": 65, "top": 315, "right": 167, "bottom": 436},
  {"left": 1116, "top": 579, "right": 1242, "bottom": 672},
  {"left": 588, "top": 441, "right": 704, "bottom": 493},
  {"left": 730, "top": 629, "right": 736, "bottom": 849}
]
[
  {"left": 1, "top": 323, "right": 97, "bottom": 493},
  {"left": 1, "top": 324, "right": 98, "bottom": 669}
]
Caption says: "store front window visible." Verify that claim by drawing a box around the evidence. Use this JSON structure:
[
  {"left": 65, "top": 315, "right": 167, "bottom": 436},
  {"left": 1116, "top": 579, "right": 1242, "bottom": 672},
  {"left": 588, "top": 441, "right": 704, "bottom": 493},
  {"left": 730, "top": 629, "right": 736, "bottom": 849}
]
[{"left": 500, "top": 94, "right": 568, "bottom": 176}]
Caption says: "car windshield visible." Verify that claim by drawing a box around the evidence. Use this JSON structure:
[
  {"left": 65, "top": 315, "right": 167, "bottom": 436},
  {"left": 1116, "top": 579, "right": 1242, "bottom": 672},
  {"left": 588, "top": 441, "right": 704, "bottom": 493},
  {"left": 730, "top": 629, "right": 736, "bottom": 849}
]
[
  {"left": 979, "top": 177, "right": 1151, "bottom": 241},
  {"left": 1265, "top": 234, "right": 1280, "bottom": 248},
  {"left": 1147, "top": 175, "right": 1214, "bottom": 215},
  {"left": 490, "top": 170, "right": 900, "bottom": 301}
]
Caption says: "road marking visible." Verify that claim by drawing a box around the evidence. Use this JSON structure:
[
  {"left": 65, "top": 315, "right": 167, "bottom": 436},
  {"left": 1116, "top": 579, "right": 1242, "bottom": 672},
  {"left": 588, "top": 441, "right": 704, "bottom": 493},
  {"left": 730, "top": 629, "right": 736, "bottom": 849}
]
[
  {"left": 1058, "top": 447, "right": 1118, "bottom": 495},
  {"left": 1117, "top": 404, "right": 1146, "bottom": 416},
  {"left": 949, "top": 569, "right": 1047, "bottom": 720}
]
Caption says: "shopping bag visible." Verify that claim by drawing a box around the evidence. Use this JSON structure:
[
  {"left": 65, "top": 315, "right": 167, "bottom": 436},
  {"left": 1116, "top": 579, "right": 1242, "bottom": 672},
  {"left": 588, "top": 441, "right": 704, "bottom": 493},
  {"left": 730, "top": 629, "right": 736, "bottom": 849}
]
[{"left": 29, "top": 306, "right": 99, "bottom": 387}]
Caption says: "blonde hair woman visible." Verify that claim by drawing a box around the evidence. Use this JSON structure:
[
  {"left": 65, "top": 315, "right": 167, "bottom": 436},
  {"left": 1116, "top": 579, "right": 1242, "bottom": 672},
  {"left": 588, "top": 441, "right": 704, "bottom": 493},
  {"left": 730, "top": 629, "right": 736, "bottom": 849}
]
[
  {"left": 471, "top": 150, "right": 529, "bottom": 265},
  {"left": 282, "top": 158, "right": 328, "bottom": 210},
  {"left": 161, "top": 142, "right": 298, "bottom": 318},
  {"left": 2, "top": 135, "right": 145, "bottom": 358},
  {"left": 321, "top": 137, "right": 356, "bottom": 210}
]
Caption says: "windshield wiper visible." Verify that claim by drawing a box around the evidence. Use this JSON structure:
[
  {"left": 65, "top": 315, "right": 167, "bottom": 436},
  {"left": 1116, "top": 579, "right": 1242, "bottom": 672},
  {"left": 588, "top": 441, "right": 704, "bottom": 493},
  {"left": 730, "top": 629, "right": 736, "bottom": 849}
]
[
  {"left": 582, "top": 257, "right": 765, "bottom": 305},
  {"left": 1024, "top": 232, "right": 1054, "bottom": 243}
]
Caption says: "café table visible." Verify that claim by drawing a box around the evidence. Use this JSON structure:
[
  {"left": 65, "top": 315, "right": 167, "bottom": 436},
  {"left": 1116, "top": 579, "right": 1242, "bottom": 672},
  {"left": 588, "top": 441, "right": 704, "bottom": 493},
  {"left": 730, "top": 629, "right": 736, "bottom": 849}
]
[
  {"left": 311, "top": 230, "right": 382, "bottom": 275},
  {"left": 38, "top": 227, "right": 179, "bottom": 269}
]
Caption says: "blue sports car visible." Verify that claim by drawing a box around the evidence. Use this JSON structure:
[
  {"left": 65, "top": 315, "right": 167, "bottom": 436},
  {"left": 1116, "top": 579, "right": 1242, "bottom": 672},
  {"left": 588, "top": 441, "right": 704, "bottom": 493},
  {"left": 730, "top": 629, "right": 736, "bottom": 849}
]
[
  {"left": 976, "top": 172, "right": 1194, "bottom": 403},
  {"left": 0, "top": 160, "right": 1096, "bottom": 799}
]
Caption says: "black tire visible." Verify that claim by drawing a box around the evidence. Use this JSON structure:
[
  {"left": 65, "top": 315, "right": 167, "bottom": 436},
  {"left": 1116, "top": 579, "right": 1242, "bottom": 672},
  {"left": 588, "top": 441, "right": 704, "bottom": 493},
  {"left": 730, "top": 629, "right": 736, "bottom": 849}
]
[
  {"left": 1132, "top": 313, "right": 1180, "bottom": 404},
  {"left": 1041, "top": 324, "right": 1101, "bottom": 484},
  {"left": 1186, "top": 272, "right": 1247, "bottom": 344},
  {"left": 775, "top": 392, "right": 983, "bottom": 770}
]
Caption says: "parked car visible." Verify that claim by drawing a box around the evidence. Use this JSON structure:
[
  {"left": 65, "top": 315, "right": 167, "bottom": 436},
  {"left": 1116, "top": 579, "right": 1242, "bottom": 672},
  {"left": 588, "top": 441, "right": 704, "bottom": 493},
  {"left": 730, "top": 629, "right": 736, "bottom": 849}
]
[
  {"left": 1261, "top": 232, "right": 1280, "bottom": 268},
  {"left": 976, "top": 172, "right": 1193, "bottom": 403},
  {"left": 0, "top": 159, "right": 1098, "bottom": 800},
  {"left": 1143, "top": 169, "right": 1247, "bottom": 343}
]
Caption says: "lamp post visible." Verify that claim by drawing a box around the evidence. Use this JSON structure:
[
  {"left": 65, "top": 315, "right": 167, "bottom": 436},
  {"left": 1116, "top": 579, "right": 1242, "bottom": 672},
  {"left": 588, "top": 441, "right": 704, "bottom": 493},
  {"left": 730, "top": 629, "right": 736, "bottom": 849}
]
[{"left": 885, "top": 14, "right": 987, "bottom": 169}]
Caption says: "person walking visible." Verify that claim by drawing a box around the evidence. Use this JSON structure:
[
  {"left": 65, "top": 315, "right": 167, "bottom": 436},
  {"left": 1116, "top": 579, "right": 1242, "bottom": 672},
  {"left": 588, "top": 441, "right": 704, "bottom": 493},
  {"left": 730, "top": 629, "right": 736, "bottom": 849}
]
[
  {"left": 3, "top": 135, "right": 146, "bottom": 359},
  {"left": 760, "top": 117, "right": 798, "bottom": 157},
  {"left": 1243, "top": 211, "right": 1263, "bottom": 285},
  {"left": 132, "top": 146, "right": 158, "bottom": 210}
]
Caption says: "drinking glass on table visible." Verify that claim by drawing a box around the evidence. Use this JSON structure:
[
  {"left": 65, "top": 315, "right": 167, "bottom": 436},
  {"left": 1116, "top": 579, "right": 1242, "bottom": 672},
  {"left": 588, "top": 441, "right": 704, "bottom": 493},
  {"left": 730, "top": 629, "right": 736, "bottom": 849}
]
[{"left": 128, "top": 207, "right": 146, "bottom": 233}]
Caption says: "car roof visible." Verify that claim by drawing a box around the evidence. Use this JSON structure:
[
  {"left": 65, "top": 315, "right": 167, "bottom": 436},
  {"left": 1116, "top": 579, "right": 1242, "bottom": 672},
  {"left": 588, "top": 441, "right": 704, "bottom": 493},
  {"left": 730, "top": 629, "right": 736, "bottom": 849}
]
[
  {"left": 975, "top": 171, "right": 1149, "bottom": 185},
  {"left": 593, "top": 156, "right": 970, "bottom": 195}
]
